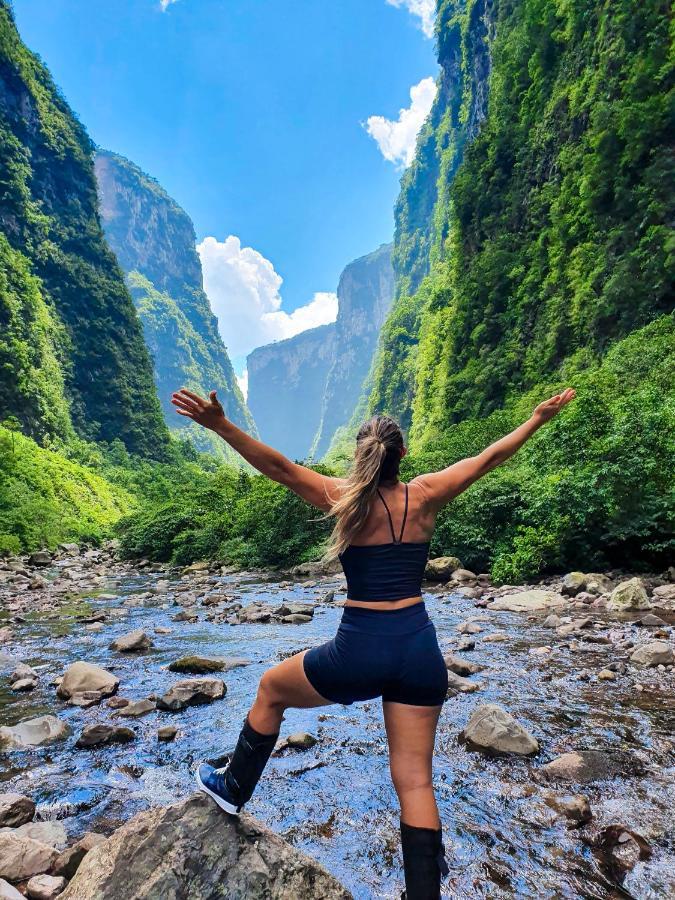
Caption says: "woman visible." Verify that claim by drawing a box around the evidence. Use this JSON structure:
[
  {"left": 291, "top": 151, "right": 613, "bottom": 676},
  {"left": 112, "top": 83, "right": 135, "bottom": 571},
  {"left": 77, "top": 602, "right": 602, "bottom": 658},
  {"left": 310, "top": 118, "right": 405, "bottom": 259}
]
[{"left": 171, "top": 385, "right": 575, "bottom": 899}]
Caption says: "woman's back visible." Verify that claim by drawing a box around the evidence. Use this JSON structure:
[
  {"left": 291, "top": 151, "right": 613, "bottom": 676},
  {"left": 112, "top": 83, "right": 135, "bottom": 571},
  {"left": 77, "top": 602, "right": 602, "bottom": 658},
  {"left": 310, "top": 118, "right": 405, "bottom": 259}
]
[{"left": 347, "top": 479, "right": 436, "bottom": 547}]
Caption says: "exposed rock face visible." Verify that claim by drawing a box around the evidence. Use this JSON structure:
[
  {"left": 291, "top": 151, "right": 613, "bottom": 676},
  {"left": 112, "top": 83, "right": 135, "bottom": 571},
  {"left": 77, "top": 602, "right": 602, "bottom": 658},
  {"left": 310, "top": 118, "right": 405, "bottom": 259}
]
[
  {"left": 488, "top": 590, "right": 566, "bottom": 612},
  {"left": 95, "top": 150, "right": 255, "bottom": 460},
  {"left": 61, "top": 795, "right": 351, "bottom": 899},
  {"left": 0, "top": 716, "right": 70, "bottom": 751},
  {"left": 247, "top": 244, "right": 394, "bottom": 461},
  {"left": 460, "top": 704, "right": 538, "bottom": 755}
]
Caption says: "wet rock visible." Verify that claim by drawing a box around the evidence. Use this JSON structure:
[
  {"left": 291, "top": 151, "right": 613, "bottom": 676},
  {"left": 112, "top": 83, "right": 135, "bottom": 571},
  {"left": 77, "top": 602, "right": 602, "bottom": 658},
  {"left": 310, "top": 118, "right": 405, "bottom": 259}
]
[
  {"left": 457, "top": 638, "right": 475, "bottom": 651},
  {"left": 28, "top": 551, "right": 52, "bottom": 567},
  {"left": 10, "top": 677, "right": 37, "bottom": 692},
  {"left": 0, "top": 793, "right": 35, "bottom": 828},
  {"left": 59, "top": 794, "right": 350, "bottom": 899},
  {"left": 584, "top": 574, "right": 614, "bottom": 595},
  {"left": 168, "top": 655, "right": 250, "bottom": 674},
  {"left": 444, "top": 652, "right": 484, "bottom": 676},
  {"left": 52, "top": 833, "right": 106, "bottom": 880},
  {"left": 0, "top": 832, "right": 59, "bottom": 883},
  {"left": 322, "top": 590, "right": 335, "bottom": 603},
  {"left": 171, "top": 608, "right": 199, "bottom": 623},
  {"left": 26, "top": 874, "right": 67, "bottom": 899},
  {"left": 116, "top": 699, "right": 156, "bottom": 718},
  {"left": 9, "top": 663, "right": 37, "bottom": 686},
  {"left": 488, "top": 590, "right": 566, "bottom": 612},
  {"left": 652, "top": 583, "right": 675, "bottom": 609},
  {"left": 598, "top": 669, "right": 617, "bottom": 681},
  {"left": 106, "top": 697, "right": 129, "bottom": 709},
  {"left": 541, "top": 750, "right": 642, "bottom": 782},
  {"left": 607, "top": 578, "right": 651, "bottom": 612},
  {"left": 154, "top": 626, "right": 172, "bottom": 635},
  {"left": 109, "top": 630, "right": 153, "bottom": 652},
  {"left": 447, "top": 671, "right": 484, "bottom": 695},
  {"left": 68, "top": 691, "right": 103, "bottom": 708},
  {"left": 181, "top": 561, "right": 210, "bottom": 575},
  {"left": 75, "top": 724, "right": 136, "bottom": 749},
  {"left": 157, "top": 726, "right": 178, "bottom": 742},
  {"left": 543, "top": 792, "right": 592, "bottom": 825},
  {"left": 593, "top": 824, "right": 652, "bottom": 881},
  {"left": 543, "top": 614, "right": 562, "bottom": 628},
  {"left": 561, "top": 572, "right": 586, "bottom": 596},
  {"left": 0, "top": 627, "right": 13, "bottom": 643},
  {"left": 156, "top": 677, "right": 226, "bottom": 711},
  {"left": 457, "top": 621, "right": 482, "bottom": 634},
  {"left": 424, "top": 556, "right": 462, "bottom": 581},
  {"left": 56, "top": 662, "right": 119, "bottom": 700},
  {"left": 629, "top": 640, "right": 674, "bottom": 667},
  {"left": 281, "top": 614, "right": 313, "bottom": 624},
  {"left": 460, "top": 704, "right": 538, "bottom": 755},
  {"left": 639, "top": 613, "right": 666, "bottom": 627},
  {"left": 0, "top": 716, "right": 70, "bottom": 751},
  {"left": 276, "top": 732, "right": 319, "bottom": 753},
  {"left": 482, "top": 632, "right": 508, "bottom": 642}
]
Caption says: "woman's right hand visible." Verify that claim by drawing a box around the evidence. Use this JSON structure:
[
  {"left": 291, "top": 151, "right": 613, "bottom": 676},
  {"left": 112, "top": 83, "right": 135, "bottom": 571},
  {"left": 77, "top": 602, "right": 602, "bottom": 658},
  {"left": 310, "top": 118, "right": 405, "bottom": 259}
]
[
  {"left": 532, "top": 388, "right": 576, "bottom": 424},
  {"left": 171, "top": 388, "right": 227, "bottom": 432}
]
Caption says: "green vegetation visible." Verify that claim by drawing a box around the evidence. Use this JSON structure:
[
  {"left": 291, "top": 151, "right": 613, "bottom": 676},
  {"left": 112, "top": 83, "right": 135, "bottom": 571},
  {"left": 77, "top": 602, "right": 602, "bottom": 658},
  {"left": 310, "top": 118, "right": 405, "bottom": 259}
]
[{"left": 0, "top": 2, "right": 169, "bottom": 458}]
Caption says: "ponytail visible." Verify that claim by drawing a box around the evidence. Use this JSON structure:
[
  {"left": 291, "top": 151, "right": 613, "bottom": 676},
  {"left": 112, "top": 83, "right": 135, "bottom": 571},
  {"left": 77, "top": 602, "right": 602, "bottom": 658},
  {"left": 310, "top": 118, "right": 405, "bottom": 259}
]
[{"left": 323, "top": 416, "right": 403, "bottom": 561}]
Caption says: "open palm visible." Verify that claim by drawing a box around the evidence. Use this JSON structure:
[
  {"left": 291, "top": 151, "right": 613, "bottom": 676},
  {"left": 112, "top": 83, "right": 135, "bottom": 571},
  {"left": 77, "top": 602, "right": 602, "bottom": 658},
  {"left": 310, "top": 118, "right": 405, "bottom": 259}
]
[
  {"left": 171, "top": 388, "right": 226, "bottom": 431},
  {"left": 533, "top": 388, "right": 576, "bottom": 423}
]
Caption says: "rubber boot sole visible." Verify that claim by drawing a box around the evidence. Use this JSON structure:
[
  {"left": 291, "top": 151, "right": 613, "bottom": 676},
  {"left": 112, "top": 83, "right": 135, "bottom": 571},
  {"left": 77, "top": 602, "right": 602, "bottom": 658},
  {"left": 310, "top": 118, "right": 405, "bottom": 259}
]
[{"left": 195, "top": 766, "right": 240, "bottom": 816}]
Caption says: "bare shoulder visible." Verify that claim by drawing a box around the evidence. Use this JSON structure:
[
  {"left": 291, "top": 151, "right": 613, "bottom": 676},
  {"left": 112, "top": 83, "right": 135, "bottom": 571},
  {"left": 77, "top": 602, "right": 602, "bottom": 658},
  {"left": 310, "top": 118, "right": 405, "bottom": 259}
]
[{"left": 409, "top": 456, "right": 485, "bottom": 510}]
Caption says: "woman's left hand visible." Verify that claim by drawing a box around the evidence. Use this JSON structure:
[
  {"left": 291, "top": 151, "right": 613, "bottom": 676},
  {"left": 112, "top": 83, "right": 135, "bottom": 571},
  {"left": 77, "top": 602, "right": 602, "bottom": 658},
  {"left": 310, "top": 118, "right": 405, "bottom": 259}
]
[{"left": 171, "top": 388, "right": 227, "bottom": 431}]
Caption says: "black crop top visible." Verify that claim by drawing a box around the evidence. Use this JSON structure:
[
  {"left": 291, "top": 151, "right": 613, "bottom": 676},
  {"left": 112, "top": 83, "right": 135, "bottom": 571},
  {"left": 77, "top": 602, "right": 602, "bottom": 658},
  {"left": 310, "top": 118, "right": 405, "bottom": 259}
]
[{"left": 338, "top": 484, "right": 430, "bottom": 602}]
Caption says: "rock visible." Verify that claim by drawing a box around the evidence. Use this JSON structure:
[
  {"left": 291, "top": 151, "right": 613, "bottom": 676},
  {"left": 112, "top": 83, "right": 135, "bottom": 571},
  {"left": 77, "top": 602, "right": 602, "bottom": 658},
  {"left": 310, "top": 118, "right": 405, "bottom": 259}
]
[
  {"left": 607, "top": 578, "right": 651, "bottom": 612},
  {"left": 543, "top": 792, "right": 592, "bottom": 825},
  {"left": 594, "top": 825, "right": 652, "bottom": 881},
  {"left": 157, "top": 726, "right": 178, "bottom": 742},
  {"left": 460, "top": 704, "right": 538, "bottom": 755},
  {"left": 457, "top": 638, "right": 475, "bottom": 651},
  {"left": 0, "top": 878, "right": 24, "bottom": 899},
  {"left": 584, "top": 573, "right": 614, "bottom": 595},
  {"left": 116, "top": 699, "right": 156, "bottom": 718},
  {"left": 281, "top": 614, "right": 313, "bottom": 624},
  {"left": 181, "top": 561, "right": 210, "bottom": 575},
  {"left": 168, "top": 656, "right": 227, "bottom": 674},
  {"left": 598, "top": 669, "right": 617, "bottom": 681},
  {"left": 156, "top": 678, "right": 226, "bottom": 711},
  {"left": 171, "top": 609, "right": 199, "bottom": 623},
  {"left": 0, "top": 793, "right": 35, "bottom": 828},
  {"left": 283, "top": 732, "right": 318, "bottom": 750},
  {"left": 57, "top": 662, "right": 119, "bottom": 700},
  {"left": 639, "top": 613, "right": 666, "bottom": 626},
  {"left": 652, "top": 583, "right": 675, "bottom": 608},
  {"left": 482, "top": 632, "right": 508, "bottom": 642},
  {"left": 0, "top": 833, "right": 58, "bottom": 883},
  {"left": 488, "top": 590, "right": 566, "bottom": 612},
  {"left": 0, "top": 716, "right": 70, "bottom": 751},
  {"left": 59, "top": 795, "right": 350, "bottom": 899},
  {"left": 541, "top": 750, "right": 642, "bottom": 782},
  {"left": 543, "top": 614, "right": 562, "bottom": 628},
  {"left": 26, "top": 875, "right": 67, "bottom": 899},
  {"left": 75, "top": 725, "right": 136, "bottom": 748},
  {"left": 444, "top": 653, "right": 484, "bottom": 676},
  {"left": 424, "top": 556, "right": 462, "bottom": 581},
  {"left": 11, "top": 677, "right": 37, "bottom": 692},
  {"left": 561, "top": 572, "right": 586, "bottom": 596},
  {"left": 68, "top": 691, "right": 103, "bottom": 708},
  {"left": 109, "top": 630, "right": 153, "bottom": 652},
  {"left": 154, "top": 626, "right": 172, "bottom": 635},
  {"left": 629, "top": 641, "right": 674, "bottom": 667},
  {"left": 0, "top": 822, "right": 67, "bottom": 851},
  {"left": 446, "top": 671, "right": 483, "bottom": 694},
  {"left": 10, "top": 663, "right": 38, "bottom": 684},
  {"left": 457, "top": 621, "right": 481, "bottom": 634},
  {"left": 52, "top": 834, "right": 106, "bottom": 880},
  {"left": 106, "top": 697, "right": 129, "bottom": 709},
  {"left": 28, "top": 551, "right": 52, "bottom": 567},
  {"left": 0, "top": 627, "right": 13, "bottom": 644}
]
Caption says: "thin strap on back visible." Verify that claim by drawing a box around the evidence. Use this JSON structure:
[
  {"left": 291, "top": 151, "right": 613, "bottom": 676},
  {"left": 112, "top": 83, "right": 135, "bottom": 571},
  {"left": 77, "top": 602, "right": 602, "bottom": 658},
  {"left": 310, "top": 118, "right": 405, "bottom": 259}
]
[{"left": 376, "top": 483, "right": 409, "bottom": 544}]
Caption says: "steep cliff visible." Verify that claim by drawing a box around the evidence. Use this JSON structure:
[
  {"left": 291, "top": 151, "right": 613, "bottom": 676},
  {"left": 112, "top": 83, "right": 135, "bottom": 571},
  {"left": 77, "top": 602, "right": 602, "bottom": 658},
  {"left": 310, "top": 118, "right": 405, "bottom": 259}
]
[
  {"left": 0, "top": 2, "right": 169, "bottom": 458},
  {"left": 247, "top": 324, "right": 337, "bottom": 461},
  {"left": 95, "top": 150, "right": 256, "bottom": 460},
  {"left": 246, "top": 244, "right": 394, "bottom": 461}
]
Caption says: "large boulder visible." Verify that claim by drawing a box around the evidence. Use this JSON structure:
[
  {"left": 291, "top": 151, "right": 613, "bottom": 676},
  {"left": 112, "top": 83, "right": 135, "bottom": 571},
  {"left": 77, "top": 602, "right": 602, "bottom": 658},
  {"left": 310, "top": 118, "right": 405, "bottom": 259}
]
[
  {"left": 0, "top": 716, "right": 70, "bottom": 751},
  {"left": 488, "top": 590, "right": 566, "bottom": 612},
  {"left": 156, "top": 678, "right": 226, "bottom": 711},
  {"left": 0, "top": 833, "right": 58, "bottom": 883},
  {"left": 607, "top": 578, "right": 651, "bottom": 612},
  {"left": 561, "top": 572, "right": 587, "bottom": 596},
  {"left": 0, "top": 793, "right": 35, "bottom": 828},
  {"left": 460, "top": 704, "right": 538, "bottom": 755},
  {"left": 28, "top": 551, "right": 52, "bottom": 568},
  {"left": 109, "top": 630, "right": 153, "bottom": 652},
  {"left": 60, "top": 795, "right": 351, "bottom": 899},
  {"left": 56, "top": 662, "right": 119, "bottom": 700},
  {"left": 629, "top": 641, "right": 674, "bottom": 668},
  {"left": 424, "top": 556, "right": 462, "bottom": 581},
  {"left": 52, "top": 834, "right": 106, "bottom": 880}
]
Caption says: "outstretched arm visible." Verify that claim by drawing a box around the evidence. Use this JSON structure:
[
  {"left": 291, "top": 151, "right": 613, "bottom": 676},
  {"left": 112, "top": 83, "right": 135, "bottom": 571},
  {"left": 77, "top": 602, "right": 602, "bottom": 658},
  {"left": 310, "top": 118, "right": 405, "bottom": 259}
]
[
  {"left": 171, "top": 388, "right": 343, "bottom": 511},
  {"left": 412, "top": 389, "right": 576, "bottom": 510}
]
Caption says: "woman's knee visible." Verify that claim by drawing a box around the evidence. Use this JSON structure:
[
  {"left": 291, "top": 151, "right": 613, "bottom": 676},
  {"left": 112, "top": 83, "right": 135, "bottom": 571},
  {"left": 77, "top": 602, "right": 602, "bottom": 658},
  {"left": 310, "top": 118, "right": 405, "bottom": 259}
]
[
  {"left": 255, "top": 668, "right": 287, "bottom": 711},
  {"left": 390, "top": 758, "right": 433, "bottom": 797}
]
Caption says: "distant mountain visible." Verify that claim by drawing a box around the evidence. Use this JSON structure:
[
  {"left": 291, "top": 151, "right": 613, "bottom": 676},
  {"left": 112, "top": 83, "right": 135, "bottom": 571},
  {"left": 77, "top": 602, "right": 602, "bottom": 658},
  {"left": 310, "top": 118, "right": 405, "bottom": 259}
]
[
  {"left": 0, "top": 1, "right": 169, "bottom": 458},
  {"left": 95, "top": 150, "right": 256, "bottom": 460},
  {"left": 246, "top": 244, "right": 394, "bottom": 460}
]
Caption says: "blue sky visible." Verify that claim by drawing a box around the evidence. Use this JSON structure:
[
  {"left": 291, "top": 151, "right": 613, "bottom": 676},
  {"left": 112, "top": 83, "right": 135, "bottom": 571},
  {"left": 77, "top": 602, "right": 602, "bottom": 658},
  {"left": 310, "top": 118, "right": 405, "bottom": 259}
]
[{"left": 13, "top": 0, "right": 437, "bottom": 381}]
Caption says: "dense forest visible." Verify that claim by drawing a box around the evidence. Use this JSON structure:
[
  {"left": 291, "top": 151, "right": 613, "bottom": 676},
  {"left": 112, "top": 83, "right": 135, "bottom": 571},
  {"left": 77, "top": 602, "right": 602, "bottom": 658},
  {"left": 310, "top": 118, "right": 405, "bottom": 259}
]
[{"left": 1, "top": 0, "right": 673, "bottom": 580}]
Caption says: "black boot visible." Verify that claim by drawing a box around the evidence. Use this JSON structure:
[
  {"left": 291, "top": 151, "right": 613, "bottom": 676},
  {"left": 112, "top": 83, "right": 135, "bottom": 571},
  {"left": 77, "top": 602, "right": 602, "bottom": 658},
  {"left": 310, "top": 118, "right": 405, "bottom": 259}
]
[
  {"left": 400, "top": 820, "right": 449, "bottom": 900},
  {"left": 196, "top": 717, "right": 279, "bottom": 814}
]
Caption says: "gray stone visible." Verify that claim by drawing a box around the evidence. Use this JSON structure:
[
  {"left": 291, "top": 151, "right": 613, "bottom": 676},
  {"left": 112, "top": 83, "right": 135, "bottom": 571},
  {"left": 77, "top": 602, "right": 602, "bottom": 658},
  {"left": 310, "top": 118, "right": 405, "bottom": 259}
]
[
  {"left": 26, "top": 874, "right": 67, "bottom": 899},
  {"left": 75, "top": 724, "right": 136, "bottom": 748},
  {"left": 52, "top": 833, "right": 106, "bottom": 880},
  {"left": 56, "top": 662, "right": 119, "bottom": 700},
  {"left": 452, "top": 568, "right": 476, "bottom": 582},
  {"left": 543, "top": 792, "right": 592, "bottom": 825},
  {"left": 447, "top": 671, "right": 484, "bottom": 694},
  {"left": 0, "top": 833, "right": 58, "bottom": 883},
  {"left": 59, "top": 795, "right": 350, "bottom": 899},
  {"left": 109, "top": 630, "right": 153, "bottom": 652},
  {"left": 116, "top": 699, "right": 156, "bottom": 718},
  {"left": 156, "top": 678, "right": 226, "bottom": 712},
  {"left": 0, "top": 793, "right": 35, "bottom": 828},
  {"left": 561, "top": 572, "right": 586, "bottom": 597},
  {"left": 424, "top": 556, "right": 462, "bottom": 581},
  {"left": 542, "top": 614, "right": 562, "bottom": 628},
  {"left": 457, "top": 621, "right": 482, "bottom": 635},
  {"left": 460, "top": 704, "right": 538, "bottom": 755},
  {"left": 0, "top": 878, "right": 24, "bottom": 899},
  {"left": 629, "top": 641, "right": 674, "bottom": 667},
  {"left": 608, "top": 578, "right": 651, "bottom": 612},
  {"left": 157, "top": 726, "right": 178, "bottom": 742},
  {"left": 488, "top": 590, "right": 566, "bottom": 612},
  {"left": 0, "top": 716, "right": 70, "bottom": 751},
  {"left": 541, "top": 750, "right": 641, "bottom": 782},
  {"left": 281, "top": 614, "right": 313, "bottom": 624},
  {"left": 28, "top": 551, "right": 52, "bottom": 567},
  {"left": 444, "top": 652, "right": 484, "bottom": 676}
]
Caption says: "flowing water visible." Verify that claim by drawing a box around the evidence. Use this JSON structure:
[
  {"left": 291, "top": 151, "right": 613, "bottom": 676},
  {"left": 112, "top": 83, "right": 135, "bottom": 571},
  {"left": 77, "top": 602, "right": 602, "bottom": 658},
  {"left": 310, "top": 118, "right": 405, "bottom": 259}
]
[{"left": 1, "top": 563, "right": 674, "bottom": 899}]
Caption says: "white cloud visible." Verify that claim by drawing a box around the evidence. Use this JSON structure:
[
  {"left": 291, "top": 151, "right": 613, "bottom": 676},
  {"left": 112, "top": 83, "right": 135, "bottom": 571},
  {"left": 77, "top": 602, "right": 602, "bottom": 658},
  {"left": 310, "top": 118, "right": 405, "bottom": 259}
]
[
  {"left": 197, "top": 235, "right": 338, "bottom": 368},
  {"left": 365, "top": 76, "right": 437, "bottom": 168},
  {"left": 160, "top": 0, "right": 179, "bottom": 10},
  {"left": 236, "top": 368, "right": 248, "bottom": 400},
  {"left": 386, "top": 0, "right": 436, "bottom": 38}
]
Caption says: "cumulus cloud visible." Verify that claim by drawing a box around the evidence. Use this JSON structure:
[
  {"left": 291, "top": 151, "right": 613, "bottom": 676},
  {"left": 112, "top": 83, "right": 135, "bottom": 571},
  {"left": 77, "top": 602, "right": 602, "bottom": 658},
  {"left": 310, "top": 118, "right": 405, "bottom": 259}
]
[
  {"left": 197, "top": 235, "right": 338, "bottom": 370},
  {"left": 159, "top": 0, "right": 179, "bottom": 10},
  {"left": 236, "top": 369, "right": 248, "bottom": 400},
  {"left": 365, "top": 76, "right": 437, "bottom": 168},
  {"left": 386, "top": 0, "right": 436, "bottom": 38}
]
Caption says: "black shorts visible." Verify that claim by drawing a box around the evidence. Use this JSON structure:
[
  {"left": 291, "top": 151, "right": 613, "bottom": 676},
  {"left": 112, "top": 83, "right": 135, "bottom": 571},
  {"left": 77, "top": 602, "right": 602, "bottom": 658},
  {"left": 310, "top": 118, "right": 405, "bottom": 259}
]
[{"left": 303, "top": 602, "right": 448, "bottom": 706}]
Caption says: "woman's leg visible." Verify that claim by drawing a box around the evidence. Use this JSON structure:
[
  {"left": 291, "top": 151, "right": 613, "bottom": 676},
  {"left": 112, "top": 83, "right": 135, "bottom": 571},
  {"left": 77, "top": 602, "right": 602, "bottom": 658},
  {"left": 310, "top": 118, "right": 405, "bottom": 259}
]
[
  {"left": 248, "top": 649, "right": 332, "bottom": 734},
  {"left": 383, "top": 701, "right": 442, "bottom": 828}
]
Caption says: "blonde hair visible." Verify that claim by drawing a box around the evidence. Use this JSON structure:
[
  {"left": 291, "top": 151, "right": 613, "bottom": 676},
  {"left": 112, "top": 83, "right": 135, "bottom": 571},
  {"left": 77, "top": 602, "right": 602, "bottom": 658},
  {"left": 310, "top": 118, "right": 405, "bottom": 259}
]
[{"left": 323, "top": 415, "right": 404, "bottom": 560}]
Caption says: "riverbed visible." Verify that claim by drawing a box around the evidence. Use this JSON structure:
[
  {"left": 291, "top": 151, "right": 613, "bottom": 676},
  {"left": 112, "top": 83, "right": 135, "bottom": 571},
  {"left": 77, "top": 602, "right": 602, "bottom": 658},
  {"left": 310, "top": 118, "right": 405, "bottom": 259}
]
[{"left": 1, "top": 558, "right": 674, "bottom": 899}]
